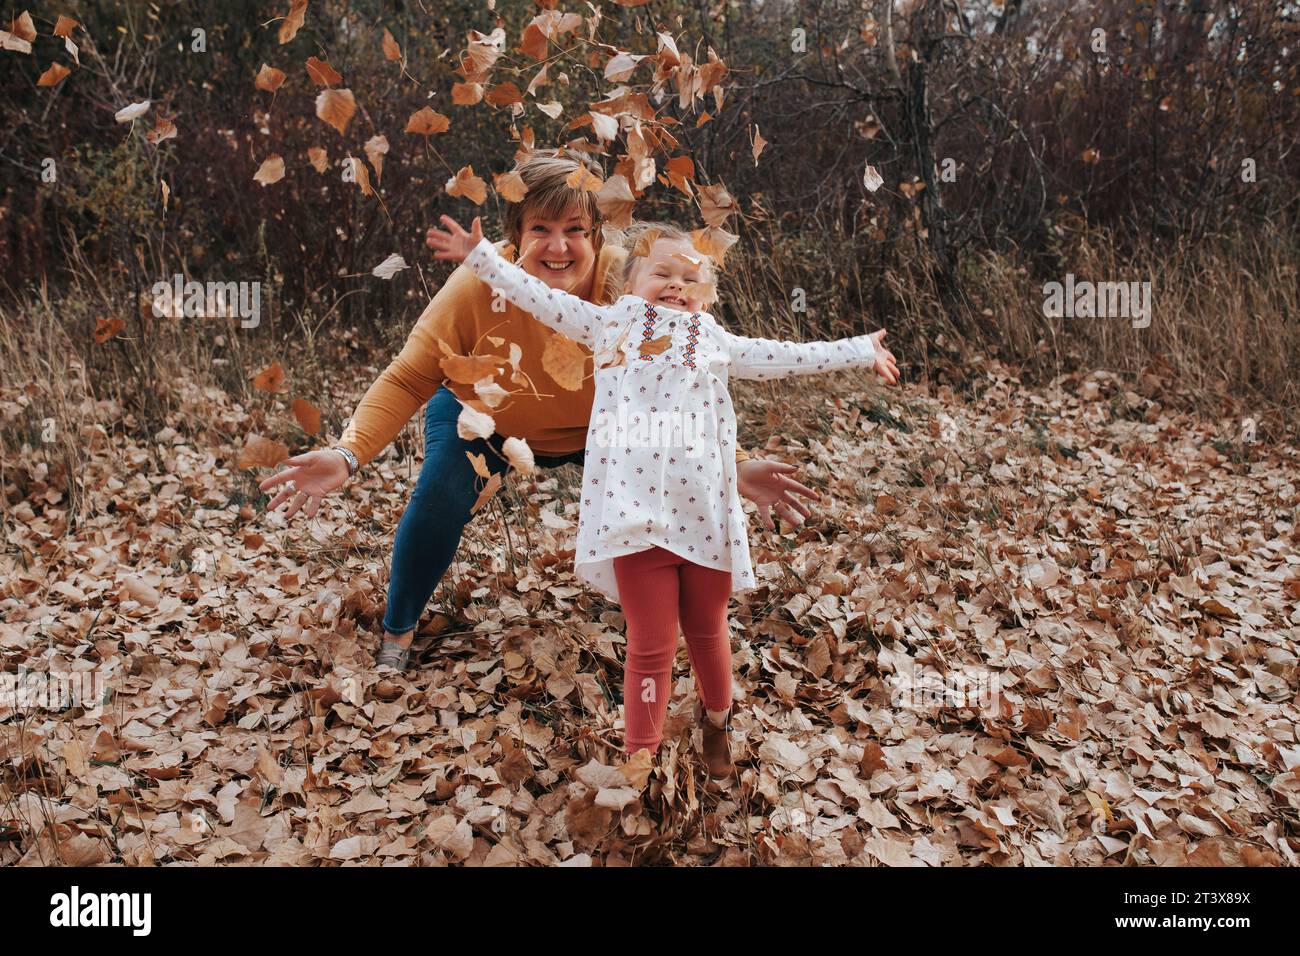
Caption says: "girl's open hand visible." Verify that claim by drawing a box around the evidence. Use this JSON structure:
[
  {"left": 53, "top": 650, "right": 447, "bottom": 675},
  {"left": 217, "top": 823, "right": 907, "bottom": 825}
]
[
  {"left": 870, "top": 329, "right": 899, "bottom": 384},
  {"left": 425, "top": 214, "right": 483, "bottom": 263}
]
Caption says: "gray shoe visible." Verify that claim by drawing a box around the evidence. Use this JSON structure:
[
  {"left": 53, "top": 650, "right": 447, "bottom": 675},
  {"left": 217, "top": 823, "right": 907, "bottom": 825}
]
[{"left": 375, "top": 639, "right": 412, "bottom": 672}]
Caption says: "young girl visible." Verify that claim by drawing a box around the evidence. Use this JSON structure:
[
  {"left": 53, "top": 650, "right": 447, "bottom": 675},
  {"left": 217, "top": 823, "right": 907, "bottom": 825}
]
[{"left": 427, "top": 213, "right": 899, "bottom": 778}]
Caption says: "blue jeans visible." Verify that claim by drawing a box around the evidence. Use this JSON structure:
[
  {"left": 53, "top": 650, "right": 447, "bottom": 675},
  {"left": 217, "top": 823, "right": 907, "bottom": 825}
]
[{"left": 382, "top": 385, "right": 585, "bottom": 635}]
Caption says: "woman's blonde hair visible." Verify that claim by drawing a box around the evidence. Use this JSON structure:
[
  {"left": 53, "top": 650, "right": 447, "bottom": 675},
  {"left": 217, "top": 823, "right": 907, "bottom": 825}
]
[
  {"left": 502, "top": 148, "right": 605, "bottom": 260},
  {"left": 617, "top": 220, "right": 719, "bottom": 307}
]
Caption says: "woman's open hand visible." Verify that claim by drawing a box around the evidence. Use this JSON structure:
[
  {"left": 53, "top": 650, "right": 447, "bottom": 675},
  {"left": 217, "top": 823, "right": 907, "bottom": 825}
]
[
  {"left": 425, "top": 214, "right": 483, "bottom": 264},
  {"left": 737, "top": 459, "right": 820, "bottom": 531},
  {"left": 258, "top": 450, "right": 350, "bottom": 520},
  {"left": 870, "top": 329, "right": 899, "bottom": 384}
]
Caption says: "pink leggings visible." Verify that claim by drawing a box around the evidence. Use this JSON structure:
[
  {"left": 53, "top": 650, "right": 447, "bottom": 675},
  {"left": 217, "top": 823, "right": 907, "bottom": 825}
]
[{"left": 612, "top": 546, "right": 734, "bottom": 755}]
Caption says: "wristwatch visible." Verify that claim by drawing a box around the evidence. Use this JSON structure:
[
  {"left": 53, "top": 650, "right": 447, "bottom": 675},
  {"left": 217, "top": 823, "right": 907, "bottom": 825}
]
[{"left": 330, "top": 445, "right": 359, "bottom": 476}]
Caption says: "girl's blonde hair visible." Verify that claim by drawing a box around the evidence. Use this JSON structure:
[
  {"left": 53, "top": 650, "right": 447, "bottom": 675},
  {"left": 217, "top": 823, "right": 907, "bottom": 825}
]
[{"left": 617, "top": 220, "right": 719, "bottom": 308}]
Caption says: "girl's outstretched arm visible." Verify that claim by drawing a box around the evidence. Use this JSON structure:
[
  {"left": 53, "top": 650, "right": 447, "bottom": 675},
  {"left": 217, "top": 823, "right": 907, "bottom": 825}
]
[
  {"left": 462, "top": 235, "right": 604, "bottom": 350},
  {"left": 426, "top": 213, "right": 605, "bottom": 348},
  {"left": 720, "top": 326, "right": 883, "bottom": 381}
]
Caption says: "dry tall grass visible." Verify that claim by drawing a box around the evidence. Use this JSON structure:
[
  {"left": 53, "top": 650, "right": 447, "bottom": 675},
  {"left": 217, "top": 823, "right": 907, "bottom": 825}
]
[
  {"left": 720, "top": 209, "right": 1298, "bottom": 444},
  {"left": 2, "top": 216, "right": 1296, "bottom": 535}
]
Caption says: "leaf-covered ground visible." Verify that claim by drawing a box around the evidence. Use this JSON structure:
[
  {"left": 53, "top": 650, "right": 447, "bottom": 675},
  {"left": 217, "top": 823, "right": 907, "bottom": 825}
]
[{"left": 3, "top": 361, "right": 1299, "bottom": 866}]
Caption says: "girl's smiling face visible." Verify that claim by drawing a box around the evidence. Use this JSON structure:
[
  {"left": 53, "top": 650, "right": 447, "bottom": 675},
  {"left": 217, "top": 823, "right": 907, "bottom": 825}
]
[{"left": 627, "top": 237, "right": 715, "bottom": 312}]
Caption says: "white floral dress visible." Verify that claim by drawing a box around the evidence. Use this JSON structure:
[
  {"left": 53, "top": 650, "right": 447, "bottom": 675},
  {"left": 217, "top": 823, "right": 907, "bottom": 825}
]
[{"left": 464, "top": 236, "right": 878, "bottom": 604}]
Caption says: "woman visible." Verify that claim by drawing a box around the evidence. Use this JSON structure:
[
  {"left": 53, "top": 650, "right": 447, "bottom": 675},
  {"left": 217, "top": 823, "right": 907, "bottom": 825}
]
[{"left": 259, "top": 149, "right": 822, "bottom": 670}]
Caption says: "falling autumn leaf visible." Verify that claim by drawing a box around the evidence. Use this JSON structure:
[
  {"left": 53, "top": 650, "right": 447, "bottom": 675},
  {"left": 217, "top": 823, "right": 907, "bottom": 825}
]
[
  {"left": 587, "top": 111, "right": 619, "bottom": 143},
  {"left": 596, "top": 174, "right": 636, "bottom": 229},
  {"left": 542, "top": 333, "right": 587, "bottom": 391},
  {"left": 114, "top": 100, "right": 151, "bottom": 123},
  {"left": 278, "top": 0, "right": 308, "bottom": 44},
  {"left": 863, "top": 163, "right": 884, "bottom": 193},
  {"left": 631, "top": 227, "right": 663, "bottom": 259},
  {"left": 381, "top": 28, "right": 402, "bottom": 61},
  {"left": 8, "top": 11, "right": 35, "bottom": 42},
  {"left": 237, "top": 434, "right": 289, "bottom": 469},
  {"left": 526, "top": 62, "right": 551, "bottom": 95},
  {"left": 53, "top": 15, "right": 79, "bottom": 38},
  {"left": 255, "top": 63, "right": 286, "bottom": 92},
  {"left": 656, "top": 29, "right": 681, "bottom": 64},
  {"left": 364, "top": 134, "right": 388, "bottom": 181},
  {"left": 469, "top": 472, "right": 501, "bottom": 515},
  {"left": 315, "top": 88, "right": 356, "bottom": 135},
  {"left": 451, "top": 81, "right": 483, "bottom": 106},
  {"left": 638, "top": 335, "right": 672, "bottom": 357},
  {"left": 305, "top": 56, "right": 341, "bottom": 86},
  {"left": 565, "top": 165, "right": 603, "bottom": 193},
  {"left": 465, "top": 451, "right": 491, "bottom": 479},
  {"left": 604, "top": 51, "right": 645, "bottom": 82},
  {"left": 473, "top": 377, "right": 509, "bottom": 408},
  {"left": 751, "top": 124, "right": 767, "bottom": 165},
  {"left": 595, "top": 325, "right": 631, "bottom": 370},
  {"left": 446, "top": 165, "right": 487, "bottom": 205},
  {"left": 307, "top": 146, "right": 328, "bottom": 172},
  {"left": 346, "top": 156, "right": 373, "bottom": 196},
  {"left": 405, "top": 106, "right": 450, "bottom": 135},
  {"left": 502, "top": 437, "right": 534, "bottom": 474},
  {"left": 519, "top": 23, "right": 549, "bottom": 62},
  {"left": 92, "top": 317, "right": 125, "bottom": 342},
  {"left": 141, "top": 114, "right": 177, "bottom": 146},
  {"left": 37, "top": 62, "right": 71, "bottom": 87},
  {"left": 485, "top": 82, "right": 523, "bottom": 107},
  {"left": 691, "top": 225, "right": 739, "bottom": 266},
  {"left": 371, "top": 253, "right": 408, "bottom": 279},
  {"left": 463, "top": 27, "right": 505, "bottom": 75},
  {"left": 252, "top": 361, "right": 286, "bottom": 392},
  {"left": 457, "top": 404, "right": 495, "bottom": 441},
  {"left": 663, "top": 155, "right": 695, "bottom": 194},
  {"left": 492, "top": 170, "right": 528, "bottom": 203},
  {"left": 441, "top": 352, "right": 502, "bottom": 384},
  {"left": 0, "top": 30, "right": 31, "bottom": 54},
  {"left": 253, "top": 155, "right": 286, "bottom": 186},
  {"left": 698, "top": 182, "right": 736, "bottom": 227},
  {"left": 291, "top": 398, "right": 321, "bottom": 435}
]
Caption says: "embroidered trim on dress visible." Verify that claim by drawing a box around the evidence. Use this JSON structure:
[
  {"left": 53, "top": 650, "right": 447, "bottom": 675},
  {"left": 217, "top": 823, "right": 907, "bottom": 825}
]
[
  {"left": 682, "top": 312, "right": 702, "bottom": 368},
  {"left": 637, "top": 302, "right": 658, "bottom": 360}
]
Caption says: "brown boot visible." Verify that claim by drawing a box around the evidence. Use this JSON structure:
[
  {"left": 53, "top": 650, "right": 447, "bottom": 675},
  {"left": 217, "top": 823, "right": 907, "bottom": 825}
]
[{"left": 695, "top": 700, "right": 735, "bottom": 780}]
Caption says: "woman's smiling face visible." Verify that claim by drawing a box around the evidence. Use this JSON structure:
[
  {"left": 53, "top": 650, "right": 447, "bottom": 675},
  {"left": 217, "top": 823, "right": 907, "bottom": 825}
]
[{"left": 516, "top": 208, "right": 598, "bottom": 297}]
